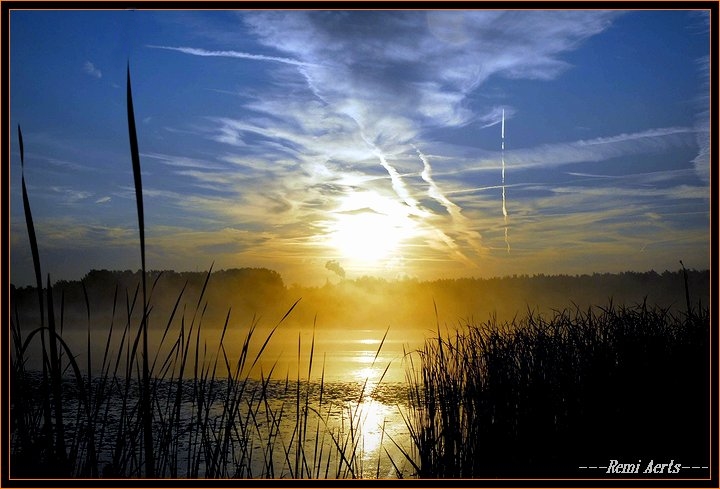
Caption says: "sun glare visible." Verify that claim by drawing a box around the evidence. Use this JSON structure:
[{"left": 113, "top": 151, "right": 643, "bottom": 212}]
[
  {"left": 329, "top": 213, "right": 401, "bottom": 263},
  {"left": 327, "top": 192, "right": 419, "bottom": 267}
]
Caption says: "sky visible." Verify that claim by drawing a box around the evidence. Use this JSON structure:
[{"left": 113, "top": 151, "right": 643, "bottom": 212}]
[{"left": 9, "top": 8, "right": 712, "bottom": 287}]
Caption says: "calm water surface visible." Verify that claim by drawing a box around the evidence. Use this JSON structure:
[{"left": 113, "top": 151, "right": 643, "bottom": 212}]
[{"left": 17, "top": 326, "right": 424, "bottom": 479}]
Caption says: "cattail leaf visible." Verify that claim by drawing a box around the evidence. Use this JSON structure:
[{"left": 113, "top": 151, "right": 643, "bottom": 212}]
[
  {"left": 126, "top": 64, "right": 145, "bottom": 276},
  {"left": 126, "top": 62, "right": 154, "bottom": 478},
  {"left": 18, "top": 127, "right": 44, "bottom": 327},
  {"left": 17, "top": 125, "right": 24, "bottom": 167}
]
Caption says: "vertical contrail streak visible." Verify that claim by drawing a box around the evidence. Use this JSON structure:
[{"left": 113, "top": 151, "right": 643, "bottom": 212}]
[{"left": 501, "top": 109, "right": 510, "bottom": 252}]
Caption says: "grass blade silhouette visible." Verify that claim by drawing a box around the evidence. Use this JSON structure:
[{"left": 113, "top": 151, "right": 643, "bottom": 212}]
[
  {"left": 17, "top": 125, "right": 53, "bottom": 470},
  {"left": 45, "top": 275, "right": 67, "bottom": 474},
  {"left": 17, "top": 127, "right": 43, "bottom": 327},
  {"left": 126, "top": 63, "right": 154, "bottom": 478}
]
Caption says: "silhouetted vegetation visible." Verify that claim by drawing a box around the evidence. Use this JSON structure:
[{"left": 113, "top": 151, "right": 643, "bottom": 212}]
[
  {"left": 10, "top": 69, "right": 398, "bottom": 481},
  {"left": 402, "top": 300, "right": 710, "bottom": 478},
  {"left": 12, "top": 267, "right": 709, "bottom": 334}
]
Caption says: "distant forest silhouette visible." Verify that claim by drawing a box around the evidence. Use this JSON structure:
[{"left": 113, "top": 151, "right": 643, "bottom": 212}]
[{"left": 11, "top": 268, "right": 710, "bottom": 332}]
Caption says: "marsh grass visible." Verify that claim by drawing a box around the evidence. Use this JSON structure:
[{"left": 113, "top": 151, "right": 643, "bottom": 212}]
[
  {"left": 10, "top": 69, "right": 397, "bottom": 479},
  {"left": 401, "top": 299, "right": 710, "bottom": 477},
  {"left": 12, "top": 260, "right": 404, "bottom": 479},
  {"left": 11, "top": 284, "right": 395, "bottom": 478}
]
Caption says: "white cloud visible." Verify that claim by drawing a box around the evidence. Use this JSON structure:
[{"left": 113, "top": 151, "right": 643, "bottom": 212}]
[
  {"left": 241, "top": 10, "right": 620, "bottom": 137},
  {"left": 436, "top": 126, "right": 698, "bottom": 177},
  {"left": 143, "top": 11, "right": 707, "bottom": 277},
  {"left": 692, "top": 55, "right": 710, "bottom": 183},
  {"left": 147, "top": 45, "right": 316, "bottom": 67},
  {"left": 83, "top": 61, "right": 102, "bottom": 78}
]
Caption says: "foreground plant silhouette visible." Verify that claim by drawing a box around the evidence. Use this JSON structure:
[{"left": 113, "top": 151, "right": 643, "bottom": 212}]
[
  {"left": 11, "top": 67, "right": 393, "bottom": 479},
  {"left": 400, "top": 300, "right": 709, "bottom": 478},
  {"left": 126, "top": 63, "right": 155, "bottom": 478}
]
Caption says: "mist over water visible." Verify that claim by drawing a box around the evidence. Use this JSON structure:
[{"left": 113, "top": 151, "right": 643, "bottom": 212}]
[
  {"left": 12, "top": 267, "right": 709, "bottom": 379},
  {"left": 10, "top": 267, "right": 710, "bottom": 478}
]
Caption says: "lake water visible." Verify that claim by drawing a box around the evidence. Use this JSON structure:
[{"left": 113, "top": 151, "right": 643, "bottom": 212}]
[
  {"left": 29, "top": 376, "right": 416, "bottom": 479},
  {"left": 14, "top": 325, "right": 425, "bottom": 479}
]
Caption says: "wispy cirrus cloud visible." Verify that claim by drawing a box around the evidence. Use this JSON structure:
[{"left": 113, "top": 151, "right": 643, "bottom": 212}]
[
  {"left": 138, "top": 11, "right": 706, "bottom": 278},
  {"left": 147, "top": 45, "right": 318, "bottom": 67},
  {"left": 83, "top": 60, "right": 102, "bottom": 78},
  {"left": 692, "top": 55, "right": 710, "bottom": 183},
  {"left": 431, "top": 126, "right": 699, "bottom": 178},
  {"left": 132, "top": 11, "right": 706, "bottom": 280},
  {"left": 141, "top": 152, "right": 228, "bottom": 170},
  {"left": 152, "top": 11, "right": 619, "bottom": 266},
  {"left": 10, "top": 10, "right": 710, "bottom": 287},
  {"left": 220, "top": 10, "right": 631, "bottom": 263},
  {"left": 241, "top": 10, "right": 620, "bottom": 135}
]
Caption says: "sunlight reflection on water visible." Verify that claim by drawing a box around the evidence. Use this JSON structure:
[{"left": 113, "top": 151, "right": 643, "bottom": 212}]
[
  {"left": 24, "top": 372, "right": 415, "bottom": 478},
  {"left": 19, "top": 325, "right": 421, "bottom": 478},
  {"left": 246, "top": 327, "right": 417, "bottom": 384}
]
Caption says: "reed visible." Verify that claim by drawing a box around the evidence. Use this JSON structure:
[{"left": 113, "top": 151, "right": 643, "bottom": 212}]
[
  {"left": 12, "top": 93, "right": 390, "bottom": 478},
  {"left": 11, "top": 229, "right": 387, "bottom": 479},
  {"left": 125, "top": 64, "right": 154, "bottom": 478},
  {"left": 401, "top": 299, "right": 709, "bottom": 477}
]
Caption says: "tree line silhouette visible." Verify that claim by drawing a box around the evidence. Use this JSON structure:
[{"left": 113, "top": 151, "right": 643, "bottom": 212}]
[{"left": 11, "top": 267, "right": 710, "bottom": 333}]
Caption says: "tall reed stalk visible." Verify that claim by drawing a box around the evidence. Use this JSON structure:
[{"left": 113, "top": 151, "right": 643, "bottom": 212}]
[
  {"left": 126, "top": 64, "right": 154, "bottom": 478},
  {"left": 16, "top": 126, "right": 52, "bottom": 468},
  {"left": 14, "top": 126, "right": 74, "bottom": 476}
]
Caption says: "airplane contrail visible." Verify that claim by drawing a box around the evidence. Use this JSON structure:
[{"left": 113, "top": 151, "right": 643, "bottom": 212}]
[
  {"left": 502, "top": 109, "right": 510, "bottom": 253},
  {"left": 416, "top": 146, "right": 462, "bottom": 220},
  {"left": 355, "top": 131, "right": 426, "bottom": 217},
  {"left": 416, "top": 146, "right": 484, "bottom": 258}
]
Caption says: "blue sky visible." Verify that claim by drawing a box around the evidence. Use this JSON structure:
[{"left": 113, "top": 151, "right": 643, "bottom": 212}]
[{"left": 10, "top": 9, "right": 711, "bottom": 286}]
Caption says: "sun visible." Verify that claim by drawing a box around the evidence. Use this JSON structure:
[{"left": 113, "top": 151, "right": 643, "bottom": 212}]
[
  {"left": 329, "top": 212, "right": 402, "bottom": 263},
  {"left": 326, "top": 192, "right": 419, "bottom": 267}
]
